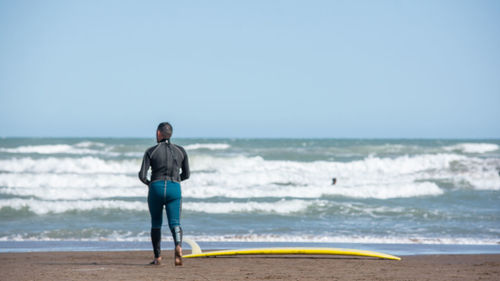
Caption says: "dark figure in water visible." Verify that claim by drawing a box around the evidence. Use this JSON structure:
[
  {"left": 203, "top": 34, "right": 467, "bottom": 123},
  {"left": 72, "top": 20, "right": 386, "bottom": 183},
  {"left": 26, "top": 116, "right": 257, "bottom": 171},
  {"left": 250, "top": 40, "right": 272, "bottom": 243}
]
[
  {"left": 332, "top": 178, "right": 337, "bottom": 185},
  {"left": 139, "top": 122, "right": 190, "bottom": 266}
]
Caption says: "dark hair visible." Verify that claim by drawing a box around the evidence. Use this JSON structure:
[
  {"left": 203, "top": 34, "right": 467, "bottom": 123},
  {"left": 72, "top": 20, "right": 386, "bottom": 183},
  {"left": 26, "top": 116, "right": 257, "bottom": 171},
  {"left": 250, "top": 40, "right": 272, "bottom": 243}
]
[{"left": 157, "top": 122, "right": 173, "bottom": 139}]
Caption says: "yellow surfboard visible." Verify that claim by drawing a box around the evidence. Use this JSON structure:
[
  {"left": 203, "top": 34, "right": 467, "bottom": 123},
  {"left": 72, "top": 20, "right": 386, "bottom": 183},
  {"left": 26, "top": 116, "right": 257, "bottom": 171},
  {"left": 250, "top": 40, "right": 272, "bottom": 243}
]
[{"left": 183, "top": 239, "right": 401, "bottom": 260}]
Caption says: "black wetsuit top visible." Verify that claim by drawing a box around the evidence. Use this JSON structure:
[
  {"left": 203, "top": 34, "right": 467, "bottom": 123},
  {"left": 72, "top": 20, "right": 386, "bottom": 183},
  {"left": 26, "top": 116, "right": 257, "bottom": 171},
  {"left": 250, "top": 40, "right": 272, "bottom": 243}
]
[{"left": 138, "top": 139, "right": 190, "bottom": 185}]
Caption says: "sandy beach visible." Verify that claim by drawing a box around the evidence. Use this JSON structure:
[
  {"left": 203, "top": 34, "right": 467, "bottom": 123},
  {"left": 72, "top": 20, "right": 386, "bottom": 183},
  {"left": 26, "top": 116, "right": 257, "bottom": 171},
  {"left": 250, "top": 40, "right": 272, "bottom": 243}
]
[{"left": 1, "top": 251, "right": 499, "bottom": 281}]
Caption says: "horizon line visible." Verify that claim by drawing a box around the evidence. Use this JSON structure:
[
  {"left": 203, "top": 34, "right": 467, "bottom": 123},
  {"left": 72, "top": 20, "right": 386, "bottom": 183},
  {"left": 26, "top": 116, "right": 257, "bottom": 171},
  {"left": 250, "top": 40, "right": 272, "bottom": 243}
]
[{"left": 2, "top": 136, "right": 500, "bottom": 140}]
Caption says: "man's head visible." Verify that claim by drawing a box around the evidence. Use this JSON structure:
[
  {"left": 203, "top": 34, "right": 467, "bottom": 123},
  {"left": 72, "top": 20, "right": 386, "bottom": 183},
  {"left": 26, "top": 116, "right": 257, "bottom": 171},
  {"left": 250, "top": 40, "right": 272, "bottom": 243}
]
[{"left": 156, "top": 122, "right": 173, "bottom": 142}]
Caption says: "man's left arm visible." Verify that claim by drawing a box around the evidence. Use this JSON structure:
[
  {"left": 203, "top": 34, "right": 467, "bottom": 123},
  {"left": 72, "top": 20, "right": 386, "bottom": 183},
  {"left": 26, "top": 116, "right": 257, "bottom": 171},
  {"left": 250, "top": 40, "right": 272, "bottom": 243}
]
[{"left": 179, "top": 147, "right": 190, "bottom": 181}]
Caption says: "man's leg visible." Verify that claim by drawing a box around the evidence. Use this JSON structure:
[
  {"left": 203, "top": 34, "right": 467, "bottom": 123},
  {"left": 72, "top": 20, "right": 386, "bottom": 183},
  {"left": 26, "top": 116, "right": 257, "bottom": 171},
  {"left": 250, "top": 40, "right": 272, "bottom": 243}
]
[
  {"left": 165, "top": 181, "right": 183, "bottom": 265},
  {"left": 148, "top": 182, "right": 165, "bottom": 262}
]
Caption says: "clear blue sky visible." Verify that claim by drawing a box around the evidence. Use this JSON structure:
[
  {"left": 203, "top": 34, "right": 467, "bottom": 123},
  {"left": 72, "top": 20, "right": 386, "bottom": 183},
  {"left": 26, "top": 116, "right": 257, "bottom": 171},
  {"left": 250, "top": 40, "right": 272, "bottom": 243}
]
[{"left": 1, "top": 0, "right": 499, "bottom": 138}]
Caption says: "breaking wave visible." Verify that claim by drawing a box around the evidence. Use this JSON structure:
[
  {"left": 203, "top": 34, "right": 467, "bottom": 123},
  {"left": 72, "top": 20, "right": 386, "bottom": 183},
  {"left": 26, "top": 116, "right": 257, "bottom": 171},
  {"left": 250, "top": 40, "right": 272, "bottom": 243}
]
[
  {"left": 1, "top": 153, "right": 499, "bottom": 202},
  {"left": 184, "top": 143, "right": 230, "bottom": 150},
  {"left": 1, "top": 233, "right": 497, "bottom": 245},
  {"left": 444, "top": 143, "right": 499, "bottom": 154},
  {"left": 0, "top": 198, "right": 320, "bottom": 215},
  {"left": 0, "top": 142, "right": 110, "bottom": 155}
]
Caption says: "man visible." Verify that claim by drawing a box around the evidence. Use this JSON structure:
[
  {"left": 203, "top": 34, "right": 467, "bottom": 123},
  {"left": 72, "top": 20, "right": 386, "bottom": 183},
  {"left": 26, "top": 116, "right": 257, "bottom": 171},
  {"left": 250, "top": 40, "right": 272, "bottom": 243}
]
[{"left": 139, "top": 122, "right": 190, "bottom": 266}]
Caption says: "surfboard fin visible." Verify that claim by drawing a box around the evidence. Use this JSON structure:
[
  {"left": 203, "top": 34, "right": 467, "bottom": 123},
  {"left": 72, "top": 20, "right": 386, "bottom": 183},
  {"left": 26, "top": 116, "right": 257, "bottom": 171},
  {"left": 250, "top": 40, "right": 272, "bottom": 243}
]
[{"left": 184, "top": 238, "right": 202, "bottom": 255}]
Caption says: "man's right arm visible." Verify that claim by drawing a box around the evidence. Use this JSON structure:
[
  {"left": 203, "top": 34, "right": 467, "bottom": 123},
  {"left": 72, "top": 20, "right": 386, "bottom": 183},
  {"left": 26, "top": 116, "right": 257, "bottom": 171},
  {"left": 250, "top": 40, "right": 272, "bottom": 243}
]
[{"left": 138, "top": 151, "right": 151, "bottom": 185}]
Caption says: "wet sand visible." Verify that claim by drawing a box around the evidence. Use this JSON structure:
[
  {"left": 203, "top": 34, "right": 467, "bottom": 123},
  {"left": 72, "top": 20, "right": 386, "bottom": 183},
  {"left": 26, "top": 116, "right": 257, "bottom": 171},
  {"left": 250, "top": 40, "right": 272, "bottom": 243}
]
[{"left": 1, "top": 251, "right": 499, "bottom": 280}]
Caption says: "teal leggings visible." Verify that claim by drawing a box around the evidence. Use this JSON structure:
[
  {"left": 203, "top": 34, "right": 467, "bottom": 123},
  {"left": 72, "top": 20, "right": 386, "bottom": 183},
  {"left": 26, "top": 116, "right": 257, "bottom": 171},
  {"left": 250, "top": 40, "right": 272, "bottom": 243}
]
[{"left": 148, "top": 180, "right": 182, "bottom": 229}]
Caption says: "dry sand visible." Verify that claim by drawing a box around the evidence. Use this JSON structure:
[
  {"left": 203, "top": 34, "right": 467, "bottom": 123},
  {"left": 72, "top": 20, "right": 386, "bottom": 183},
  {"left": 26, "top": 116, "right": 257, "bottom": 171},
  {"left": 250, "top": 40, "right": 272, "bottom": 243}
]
[{"left": 1, "top": 251, "right": 499, "bottom": 281}]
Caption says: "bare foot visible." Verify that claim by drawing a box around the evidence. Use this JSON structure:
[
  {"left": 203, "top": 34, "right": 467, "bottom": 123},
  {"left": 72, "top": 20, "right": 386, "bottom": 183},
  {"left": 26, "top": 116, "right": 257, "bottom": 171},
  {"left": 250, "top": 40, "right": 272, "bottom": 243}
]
[
  {"left": 150, "top": 257, "right": 162, "bottom": 265},
  {"left": 175, "top": 245, "right": 183, "bottom": 266}
]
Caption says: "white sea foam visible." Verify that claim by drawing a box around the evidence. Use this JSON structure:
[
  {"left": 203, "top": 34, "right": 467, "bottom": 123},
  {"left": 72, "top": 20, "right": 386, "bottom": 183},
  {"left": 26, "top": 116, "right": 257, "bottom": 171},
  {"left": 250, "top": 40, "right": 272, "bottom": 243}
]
[
  {"left": 0, "top": 182, "right": 145, "bottom": 200},
  {"left": 0, "top": 142, "right": 119, "bottom": 156},
  {"left": 4, "top": 157, "right": 138, "bottom": 174},
  {"left": 444, "top": 143, "right": 499, "bottom": 154},
  {"left": 190, "top": 153, "right": 469, "bottom": 176},
  {"left": 184, "top": 199, "right": 324, "bottom": 214},
  {"left": 0, "top": 173, "right": 138, "bottom": 189},
  {"left": 0, "top": 198, "right": 320, "bottom": 215},
  {"left": 0, "top": 144, "right": 96, "bottom": 154},
  {"left": 1, "top": 153, "right": 499, "bottom": 201},
  {"left": 0, "top": 198, "right": 147, "bottom": 215},
  {"left": 184, "top": 143, "right": 230, "bottom": 150},
  {"left": 74, "top": 141, "right": 106, "bottom": 148},
  {"left": 0, "top": 197, "right": 446, "bottom": 219},
  {"left": 0, "top": 233, "right": 497, "bottom": 245},
  {"left": 184, "top": 153, "right": 499, "bottom": 198},
  {"left": 183, "top": 182, "right": 443, "bottom": 199},
  {"left": 0, "top": 157, "right": 139, "bottom": 174},
  {"left": 183, "top": 234, "right": 500, "bottom": 245}
]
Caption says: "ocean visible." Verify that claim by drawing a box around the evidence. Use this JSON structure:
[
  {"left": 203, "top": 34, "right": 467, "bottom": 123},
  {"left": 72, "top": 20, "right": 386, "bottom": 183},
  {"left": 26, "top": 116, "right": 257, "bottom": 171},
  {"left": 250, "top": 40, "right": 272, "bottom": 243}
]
[{"left": 1, "top": 138, "right": 499, "bottom": 255}]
